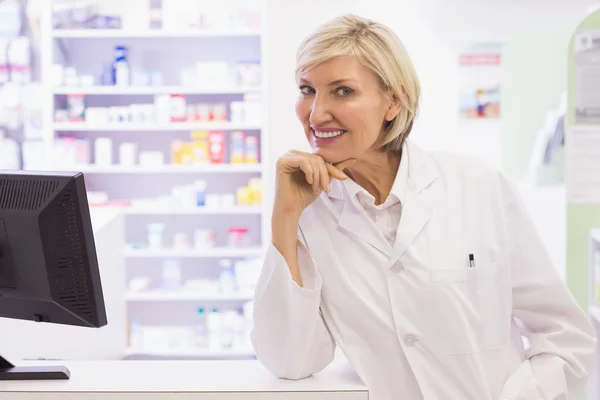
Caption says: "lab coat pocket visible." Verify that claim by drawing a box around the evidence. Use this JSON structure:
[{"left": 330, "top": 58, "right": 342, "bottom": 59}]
[{"left": 430, "top": 264, "right": 510, "bottom": 355}]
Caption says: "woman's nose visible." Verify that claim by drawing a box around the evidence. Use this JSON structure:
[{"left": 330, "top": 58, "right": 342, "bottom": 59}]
[{"left": 309, "top": 96, "right": 333, "bottom": 125}]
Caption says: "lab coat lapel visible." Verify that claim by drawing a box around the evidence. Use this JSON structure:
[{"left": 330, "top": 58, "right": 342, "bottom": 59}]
[
  {"left": 390, "top": 186, "right": 432, "bottom": 263},
  {"left": 337, "top": 194, "right": 392, "bottom": 256},
  {"left": 389, "top": 141, "right": 438, "bottom": 264}
]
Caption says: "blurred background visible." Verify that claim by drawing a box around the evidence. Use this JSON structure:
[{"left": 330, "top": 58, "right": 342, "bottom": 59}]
[{"left": 0, "top": 0, "right": 599, "bottom": 395}]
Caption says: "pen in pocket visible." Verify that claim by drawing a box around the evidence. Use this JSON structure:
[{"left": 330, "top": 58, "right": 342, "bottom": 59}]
[{"left": 468, "top": 253, "right": 475, "bottom": 268}]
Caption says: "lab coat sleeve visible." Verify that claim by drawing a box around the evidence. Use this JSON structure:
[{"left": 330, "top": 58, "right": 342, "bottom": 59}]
[
  {"left": 251, "top": 231, "right": 336, "bottom": 380},
  {"left": 499, "top": 175, "right": 597, "bottom": 400}
]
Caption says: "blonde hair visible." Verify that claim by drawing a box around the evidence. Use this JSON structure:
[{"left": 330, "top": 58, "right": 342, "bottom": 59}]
[{"left": 296, "top": 14, "right": 420, "bottom": 153}]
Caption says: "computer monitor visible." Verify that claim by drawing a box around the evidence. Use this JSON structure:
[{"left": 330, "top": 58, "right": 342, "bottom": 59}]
[{"left": 0, "top": 170, "right": 107, "bottom": 380}]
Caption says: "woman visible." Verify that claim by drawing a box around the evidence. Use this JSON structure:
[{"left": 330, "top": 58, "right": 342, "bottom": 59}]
[{"left": 251, "top": 14, "right": 596, "bottom": 400}]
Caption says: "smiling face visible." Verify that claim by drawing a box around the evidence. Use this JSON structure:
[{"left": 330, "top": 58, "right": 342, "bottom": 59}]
[{"left": 295, "top": 56, "right": 396, "bottom": 164}]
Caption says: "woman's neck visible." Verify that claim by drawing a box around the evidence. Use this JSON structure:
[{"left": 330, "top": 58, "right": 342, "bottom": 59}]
[{"left": 344, "top": 149, "right": 401, "bottom": 205}]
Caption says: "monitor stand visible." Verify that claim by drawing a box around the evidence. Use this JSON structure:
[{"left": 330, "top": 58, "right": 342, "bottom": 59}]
[{"left": 0, "top": 355, "right": 70, "bottom": 380}]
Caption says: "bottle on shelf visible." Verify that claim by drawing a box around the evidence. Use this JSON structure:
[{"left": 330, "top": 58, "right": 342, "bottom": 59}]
[
  {"left": 129, "top": 317, "right": 144, "bottom": 350},
  {"left": 194, "top": 307, "right": 208, "bottom": 349},
  {"left": 218, "top": 259, "right": 237, "bottom": 294},
  {"left": 113, "top": 45, "right": 129, "bottom": 86},
  {"left": 207, "top": 308, "right": 221, "bottom": 352}
]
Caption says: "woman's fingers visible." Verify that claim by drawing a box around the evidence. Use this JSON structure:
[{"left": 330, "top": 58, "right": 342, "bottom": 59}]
[
  {"left": 312, "top": 160, "right": 320, "bottom": 194},
  {"left": 296, "top": 158, "right": 314, "bottom": 185},
  {"left": 326, "top": 158, "right": 356, "bottom": 181},
  {"left": 284, "top": 152, "right": 356, "bottom": 192},
  {"left": 333, "top": 158, "right": 356, "bottom": 172},
  {"left": 317, "top": 157, "right": 330, "bottom": 193}
]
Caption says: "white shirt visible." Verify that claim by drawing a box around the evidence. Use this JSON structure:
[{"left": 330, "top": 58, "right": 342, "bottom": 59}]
[
  {"left": 251, "top": 140, "right": 596, "bottom": 400},
  {"left": 343, "top": 156, "right": 406, "bottom": 246}
]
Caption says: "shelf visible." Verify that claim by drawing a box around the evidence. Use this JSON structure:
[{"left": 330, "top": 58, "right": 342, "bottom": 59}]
[
  {"left": 125, "top": 206, "right": 262, "bottom": 215},
  {"left": 126, "top": 291, "right": 254, "bottom": 302},
  {"left": 53, "top": 86, "right": 261, "bottom": 95},
  {"left": 56, "top": 164, "right": 263, "bottom": 174},
  {"left": 590, "top": 304, "right": 600, "bottom": 323},
  {"left": 53, "top": 122, "right": 261, "bottom": 131},
  {"left": 52, "top": 29, "right": 262, "bottom": 39},
  {"left": 124, "top": 247, "right": 263, "bottom": 258},
  {"left": 124, "top": 347, "right": 255, "bottom": 358},
  {"left": 591, "top": 229, "right": 600, "bottom": 243}
]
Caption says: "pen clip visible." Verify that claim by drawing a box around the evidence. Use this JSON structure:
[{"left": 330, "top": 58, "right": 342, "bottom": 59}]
[{"left": 468, "top": 253, "right": 475, "bottom": 268}]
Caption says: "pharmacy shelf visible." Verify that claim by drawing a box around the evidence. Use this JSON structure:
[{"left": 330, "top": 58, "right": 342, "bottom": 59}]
[
  {"left": 590, "top": 305, "right": 600, "bottom": 323},
  {"left": 124, "top": 347, "right": 255, "bottom": 358},
  {"left": 53, "top": 122, "right": 261, "bottom": 131},
  {"left": 125, "top": 206, "right": 262, "bottom": 215},
  {"left": 58, "top": 164, "right": 263, "bottom": 174},
  {"left": 126, "top": 291, "right": 254, "bottom": 302},
  {"left": 53, "top": 86, "right": 261, "bottom": 95},
  {"left": 124, "top": 247, "right": 263, "bottom": 258},
  {"left": 52, "top": 29, "right": 262, "bottom": 39}
]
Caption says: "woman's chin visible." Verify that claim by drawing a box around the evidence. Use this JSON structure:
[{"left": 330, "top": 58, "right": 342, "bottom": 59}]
[{"left": 312, "top": 148, "right": 335, "bottom": 162}]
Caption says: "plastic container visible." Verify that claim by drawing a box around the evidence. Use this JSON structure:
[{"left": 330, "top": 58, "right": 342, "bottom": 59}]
[
  {"left": 194, "top": 229, "right": 216, "bottom": 249},
  {"left": 147, "top": 222, "right": 165, "bottom": 249},
  {"left": 194, "top": 307, "right": 208, "bottom": 349},
  {"left": 230, "top": 131, "right": 245, "bottom": 164},
  {"left": 119, "top": 142, "right": 137, "bottom": 166},
  {"left": 236, "top": 186, "right": 249, "bottom": 205},
  {"left": 245, "top": 136, "right": 258, "bottom": 164},
  {"left": 248, "top": 178, "right": 262, "bottom": 205},
  {"left": 227, "top": 227, "right": 249, "bottom": 248},
  {"left": 218, "top": 259, "right": 237, "bottom": 293},
  {"left": 113, "top": 46, "right": 129, "bottom": 86},
  {"left": 129, "top": 317, "right": 143, "bottom": 349},
  {"left": 173, "top": 232, "right": 190, "bottom": 249},
  {"left": 207, "top": 308, "right": 221, "bottom": 352},
  {"left": 194, "top": 180, "right": 207, "bottom": 206},
  {"left": 94, "top": 137, "right": 113, "bottom": 166}
]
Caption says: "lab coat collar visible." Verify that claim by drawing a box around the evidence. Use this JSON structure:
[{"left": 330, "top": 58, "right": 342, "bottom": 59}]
[{"left": 327, "top": 140, "right": 439, "bottom": 259}]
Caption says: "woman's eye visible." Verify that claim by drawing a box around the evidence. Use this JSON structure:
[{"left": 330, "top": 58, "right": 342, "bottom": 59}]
[
  {"left": 300, "top": 86, "right": 315, "bottom": 95},
  {"left": 335, "top": 87, "right": 353, "bottom": 97}
]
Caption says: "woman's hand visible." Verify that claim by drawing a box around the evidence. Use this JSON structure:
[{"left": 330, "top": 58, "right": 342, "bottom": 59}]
[{"left": 274, "top": 150, "right": 356, "bottom": 217}]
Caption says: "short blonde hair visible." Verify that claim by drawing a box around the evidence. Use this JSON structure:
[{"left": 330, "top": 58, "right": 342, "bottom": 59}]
[{"left": 296, "top": 14, "right": 420, "bottom": 153}]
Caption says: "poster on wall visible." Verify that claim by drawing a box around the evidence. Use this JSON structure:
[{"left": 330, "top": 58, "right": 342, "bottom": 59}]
[
  {"left": 458, "top": 43, "right": 502, "bottom": 119},
  {"left": 566, "top": 125, "right": 600, "bottom": 203},
  {"left": 573, "top": 29, "right": 600, "bottom": 124}
]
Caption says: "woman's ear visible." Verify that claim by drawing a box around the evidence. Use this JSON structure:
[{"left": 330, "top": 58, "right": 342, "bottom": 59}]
[{"left": 385, "top": 93, "right": 402, "bottom": 121}]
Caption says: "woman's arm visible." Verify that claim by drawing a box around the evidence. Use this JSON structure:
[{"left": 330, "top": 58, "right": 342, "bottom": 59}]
[
  {"left": 251, "top": 215, "right": 336, "bottom": 380},
  {"left": 499, "top": 175, "right": 597, "bottom": 399}
]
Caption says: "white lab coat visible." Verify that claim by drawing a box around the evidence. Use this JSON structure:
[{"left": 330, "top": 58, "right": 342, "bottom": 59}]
[{"left": 251, "top": 140, "right": 596, "bottom": 400}]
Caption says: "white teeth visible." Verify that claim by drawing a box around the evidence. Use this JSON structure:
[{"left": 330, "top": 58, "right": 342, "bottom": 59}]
[{"left": 313, "top": 129, "right": 346, "bottom": 139}]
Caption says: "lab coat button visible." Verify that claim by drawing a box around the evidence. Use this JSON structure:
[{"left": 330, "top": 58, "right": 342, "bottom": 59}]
[
  {"left": 393, "top": 262, "right": 404, "bottom": 272},
  {"left": 404, "top": 334, "right": 419, "bottom": 346}
]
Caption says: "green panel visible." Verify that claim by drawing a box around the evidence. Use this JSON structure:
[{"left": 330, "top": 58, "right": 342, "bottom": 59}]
[
  {"left": 501, "top": 25, "right": 572, "bottom": 180},
  {"left": 566, "top": 10, "right": 600, "bottom": 306},
  {"left": 566, "top": 204, "right": 600, "bottom": 307}
]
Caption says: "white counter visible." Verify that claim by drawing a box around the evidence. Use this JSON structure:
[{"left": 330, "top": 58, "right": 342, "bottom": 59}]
[{"left": 0, "top": 360, "right": 367, "bottom": 399}]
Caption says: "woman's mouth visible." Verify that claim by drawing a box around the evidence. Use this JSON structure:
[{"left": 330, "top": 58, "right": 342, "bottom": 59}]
[{"left": 312, "top": 128, "right": 348, "bottom": 143}]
